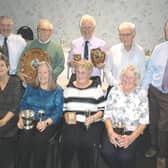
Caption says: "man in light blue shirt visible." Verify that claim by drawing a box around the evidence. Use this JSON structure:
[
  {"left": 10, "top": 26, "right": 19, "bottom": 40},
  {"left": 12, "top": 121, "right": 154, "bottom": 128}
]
[{"left": 142, "top": 20, "right": 168, "bottom": 168}]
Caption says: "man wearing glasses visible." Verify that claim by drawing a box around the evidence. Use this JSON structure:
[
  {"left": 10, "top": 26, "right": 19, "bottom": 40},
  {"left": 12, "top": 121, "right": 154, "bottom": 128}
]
[
  {"left": 17, "top": 19, "right": 65, "bottom": 84},
  {"left": 104, "top": 22, "right": 145, "bottom": 96},
  {"left": 0, "top": 16, "right": 26, "bottom": 75},
  {"left": 67, "top": 14, "right": 106, "bottom": 85}
]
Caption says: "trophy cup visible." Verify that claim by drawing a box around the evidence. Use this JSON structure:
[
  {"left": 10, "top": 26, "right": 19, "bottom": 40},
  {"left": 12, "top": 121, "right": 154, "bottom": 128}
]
[
  {"left": 38, "top": 110, "right": 45, "bottom": 122},
  {"left": 21, "top": 110, "right": 34, "bottom": 130},
  {"left": 73, "top": 54, "right": 81, "bottom": 61},
  {"left": 85, "top": 109, "right": 91, "bottom": 130},
  {"left": 66, "top": 112, "right": 76, "bottom": 124}
]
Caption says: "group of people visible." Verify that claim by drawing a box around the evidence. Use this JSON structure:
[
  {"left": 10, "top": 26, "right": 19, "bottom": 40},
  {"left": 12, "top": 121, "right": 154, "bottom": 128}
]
[{"left": 0, "top": 13, "right": 167, "bottom": 168}]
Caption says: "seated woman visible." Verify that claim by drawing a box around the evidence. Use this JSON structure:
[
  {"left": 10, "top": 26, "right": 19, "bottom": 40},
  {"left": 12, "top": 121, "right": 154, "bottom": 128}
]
[
  {"left": 61, "top": 60, "right": 105, "bottom": 168},
  {"left": 0, "top": 54, "right": 22, "bottom": 168},
  {"left": 17, "top": 61, "right": 64, "bottom": 168},
  {"left": 101, "top": 65, "right": 149, "bottom": 168}
]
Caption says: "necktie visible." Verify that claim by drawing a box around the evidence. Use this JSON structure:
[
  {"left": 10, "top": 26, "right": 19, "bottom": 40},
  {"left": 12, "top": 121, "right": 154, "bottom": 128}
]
[
  {"left": 84, "top": 41, "right": 89, "bottom": 60},
  {"left": 3, "top": 37, "right": 9, "bottom": 57},
  {"left": 162, "top": 60, "right": 168, "bottom": 91}
]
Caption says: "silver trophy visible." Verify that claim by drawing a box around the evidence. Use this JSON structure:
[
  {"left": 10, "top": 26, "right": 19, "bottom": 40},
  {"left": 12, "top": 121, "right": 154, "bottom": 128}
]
[
  {"left": 85, "top": 109, "right": 91, "bottom": 130},
  {"left": 38, "top": 110, "right": 45, "bottom": 122},
  {"left": 21, "top": 110, "right": 34, "bottom": 130}
]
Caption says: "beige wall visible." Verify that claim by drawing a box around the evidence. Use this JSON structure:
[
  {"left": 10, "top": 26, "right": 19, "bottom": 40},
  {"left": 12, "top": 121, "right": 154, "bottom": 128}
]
[{"left": 1, "top": 0, "right": 168, "bottom": 52}]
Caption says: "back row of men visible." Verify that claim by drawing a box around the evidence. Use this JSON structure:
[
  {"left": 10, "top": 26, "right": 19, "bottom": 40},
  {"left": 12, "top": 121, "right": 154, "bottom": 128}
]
[{"left": 0, "top": 14, "right": 168, "bottom": 166}]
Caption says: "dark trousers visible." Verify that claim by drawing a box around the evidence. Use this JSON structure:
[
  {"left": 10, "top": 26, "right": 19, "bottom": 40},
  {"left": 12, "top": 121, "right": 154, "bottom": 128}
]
[
  {"left": 61, "top": 121, "right": 104, "bottom": 168},
  {"left": 18, "top": 125, "right": 57, "bottom": 168},
  {"left": 0, "top": 137, "right": 17, "bottom": 168},
  {"left": 148, "top": 85, "right": 168, "bottom": 157},
  {"left": 101, "top": 132, "right": 140, "bottom": 168}
]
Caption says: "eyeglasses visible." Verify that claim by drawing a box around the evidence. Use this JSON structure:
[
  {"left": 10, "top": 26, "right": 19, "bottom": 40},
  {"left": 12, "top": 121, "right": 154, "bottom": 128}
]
[
  {"left": 37, "top": 28, "right": 51, "bottom": 32},
  {"left": 119, "top": 32, "right": 133, "bottom": 37}
]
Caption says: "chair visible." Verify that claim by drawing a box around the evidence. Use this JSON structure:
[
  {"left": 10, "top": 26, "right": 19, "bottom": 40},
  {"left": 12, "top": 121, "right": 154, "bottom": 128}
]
[
  {"left": 46, "top": 120, "right": 63, "bottom": 168},
  {"left": 17, "top": 26, "right": 34, "bottom": 41}
]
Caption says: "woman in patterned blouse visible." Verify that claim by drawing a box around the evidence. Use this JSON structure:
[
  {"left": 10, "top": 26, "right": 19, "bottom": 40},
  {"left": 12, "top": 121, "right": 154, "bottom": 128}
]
[{"left": 102, "top": 65, "right": 149, "bottom": 168}]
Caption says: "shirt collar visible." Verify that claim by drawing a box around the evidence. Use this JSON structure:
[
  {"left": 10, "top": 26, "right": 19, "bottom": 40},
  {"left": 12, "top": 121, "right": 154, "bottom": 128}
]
[{"left": 38, "top": 38, "right": 50, "bottom": 44}]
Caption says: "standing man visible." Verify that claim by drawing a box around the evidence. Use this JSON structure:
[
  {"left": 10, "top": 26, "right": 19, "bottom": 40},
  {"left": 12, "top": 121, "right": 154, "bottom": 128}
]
[
  {"left": 0, "top": 16, "right": 26, "bottom": 75},
  {"left": 68, "top": 14, "right": 106, "bottom": 85},
  {"left": 143, "top": 20, "right": 168, "bottom": 168},
  {"left": 104, "top": 22, "right": 145, "bottom": 95},
  {"left": 17, "top": 19, "right": 65, "bottom": 83}
]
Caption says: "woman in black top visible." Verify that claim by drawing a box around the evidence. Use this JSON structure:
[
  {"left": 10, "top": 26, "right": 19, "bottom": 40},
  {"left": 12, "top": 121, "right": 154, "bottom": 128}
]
[{"left": 0, "top": 54, "right": 22, "bottom": 168}]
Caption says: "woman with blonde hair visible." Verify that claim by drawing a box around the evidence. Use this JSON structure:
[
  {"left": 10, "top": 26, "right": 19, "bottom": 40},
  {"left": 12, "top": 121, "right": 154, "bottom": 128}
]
[
  {"left": 17, "top": 61, "right": 64, "bottom": 168},
  {"left": 61, "top": 60, "right": 105, "bottom": 168}
]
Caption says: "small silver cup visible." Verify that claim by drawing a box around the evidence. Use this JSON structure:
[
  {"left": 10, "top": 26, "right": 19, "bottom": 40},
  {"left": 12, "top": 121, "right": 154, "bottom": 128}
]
[{"left": 38, "top": 110, "right": 45, "bottom": 122}]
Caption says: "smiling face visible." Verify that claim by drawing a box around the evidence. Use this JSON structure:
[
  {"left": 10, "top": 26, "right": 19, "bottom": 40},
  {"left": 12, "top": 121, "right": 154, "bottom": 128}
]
[
  {"left": 0, "top": 17, "right": 13, "bottom": 37},
  {"left": 37, "top": 63, "right": 50, "bottom": 87},
  {"left": 118, "top": 22, "right": 136, "bottom": 51},
  {"left": 76, "top": 66, "right": 91, "bottom": 85},
  {"left": 0, "top": 59, "right": 9, "bottom": 77},
  {"left": 80, "top": 16, "right": 96, "bottom": 40},
  {"left": 37, "top": 20, "right": 53, "bottom": 42},
  {"left": 121, "top": 71, "right": 137, "bottom": 92}
]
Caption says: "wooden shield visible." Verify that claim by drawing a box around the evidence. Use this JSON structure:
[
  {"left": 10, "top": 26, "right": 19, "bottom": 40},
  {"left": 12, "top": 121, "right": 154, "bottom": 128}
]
[
  {"left": 91, "top": 48, "right": 105, "bottom": 66},
  {"left": 19, "top": 48, "right": 50, "bottom": 84}
]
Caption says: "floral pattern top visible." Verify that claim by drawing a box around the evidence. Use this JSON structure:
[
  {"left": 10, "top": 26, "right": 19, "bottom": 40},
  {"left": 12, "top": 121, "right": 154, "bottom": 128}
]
[{"left": 104, "top": 86, "right": 149, "bottom": 131}]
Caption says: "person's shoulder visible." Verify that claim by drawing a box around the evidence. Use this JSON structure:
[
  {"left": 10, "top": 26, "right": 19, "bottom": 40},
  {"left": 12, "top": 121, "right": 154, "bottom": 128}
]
[
  {"left": 9, "top": 33, "right": 26, "bottom": 43},
  {"left": 154, "top": 41, "right": 168, "bottom": 50},
  {"left": 10, "top": 76, "right": 21, "bottom": 84},
  {"left": 110, "top": 43, "right": 121, "bottom": 51},
  {"left": 54, "top": 85, "right": 63, "bottom": 93},
  {"left": 49, "top": 39, "right": 62, "bottom": 48},
  {"left": 134, "top": 43, "right": 145, "bottom": 55},
  {"left": 72, "top": 37, "right": 83, "bottom": 44},
  {"left": 92, "top": 36, "right": 106, "bottom": 45},
  {"left": 135, "top": 43, "right": 143, "bottom": 50}
]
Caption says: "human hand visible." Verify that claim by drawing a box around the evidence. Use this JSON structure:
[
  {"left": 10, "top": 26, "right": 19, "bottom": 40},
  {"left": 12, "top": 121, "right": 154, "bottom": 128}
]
[
  {"left": 17, "top": 118, "right": 24, "bottom": 129},
  {"left": 85, "top": 115, "right": 95, "bottom": 126},
  {"left": 36, "top": 121, "right": 47, "bottom": 132},
  {"left": 108, "top": 131, "right": 121, "bottom": 147},
  {"left": 117, "top": 135, "right": 133, "bottom": 148},
  {"left": 17, "top": 72, "right": 28, "bottom": 83},
  {"left": 96, "top": 62, "right": 104, "bottom": 69},
  {"left": 68, "top": 60, "right": 77, "bottom": 67}
]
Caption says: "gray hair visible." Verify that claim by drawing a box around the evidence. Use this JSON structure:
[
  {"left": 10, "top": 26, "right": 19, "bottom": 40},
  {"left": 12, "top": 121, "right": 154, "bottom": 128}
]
[
  {"left": 120, "top": 65, "right": 140, "bottom": 86},
  {"left": 79, "top": 14, "right": 96, "bottom": 28},
  {"left": 118, "top": 22, "right": 136, "bottom": 33},
  {"left": 37, "top": 19, "right": 53, "bottom": 30}
]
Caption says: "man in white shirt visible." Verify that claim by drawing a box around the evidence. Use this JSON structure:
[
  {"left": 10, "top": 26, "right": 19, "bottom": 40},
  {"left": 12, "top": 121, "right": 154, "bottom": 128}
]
[
  {"left": 104, "top": 22, "right": 145, "bottom": 95},
  {"left": 0, "top": 16, "right": 26, "bottom": 75}
]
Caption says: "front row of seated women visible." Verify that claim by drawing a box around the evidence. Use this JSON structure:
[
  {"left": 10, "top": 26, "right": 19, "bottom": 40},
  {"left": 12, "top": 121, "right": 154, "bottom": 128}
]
[{"left": 0, "top": 53, "right": 149, "bottom": 168}]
